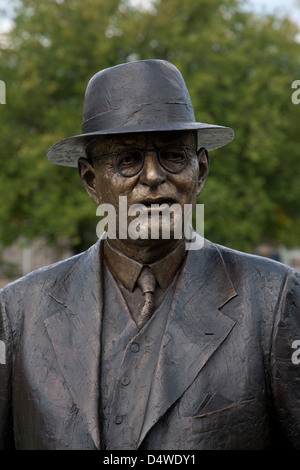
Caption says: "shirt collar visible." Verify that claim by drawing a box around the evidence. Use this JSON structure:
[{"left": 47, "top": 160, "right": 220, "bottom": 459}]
[{"left": 104, "top": 239, "right": 187, "bottom": 292}]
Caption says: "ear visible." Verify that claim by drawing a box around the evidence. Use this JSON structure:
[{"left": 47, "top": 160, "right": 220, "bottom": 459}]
[
  {"left": 78, "top": 157, "right": 101, "bottom": 205},
  {"left": 196, "top": 147, "right": 209, "bottom": 196}
]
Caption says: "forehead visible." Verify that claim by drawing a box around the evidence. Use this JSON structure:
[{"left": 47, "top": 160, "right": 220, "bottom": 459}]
[{"left": 87, "top": 131, "right": 196, "bottom": 156}]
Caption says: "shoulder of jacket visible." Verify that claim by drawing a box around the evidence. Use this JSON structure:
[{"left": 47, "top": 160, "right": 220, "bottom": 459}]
[
  {"left": 213, "top": 241, "right": 295, "bottom": 277},
  {"left": 0, "top": 251, "right": 83, "bottom": 300}
]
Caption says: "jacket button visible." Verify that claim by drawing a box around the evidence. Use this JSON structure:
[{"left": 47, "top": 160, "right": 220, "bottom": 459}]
[
  {"left": 130, "top": 343, "right": 139, "bottom": 353},
  {"left": 121, "top": 376, "right": 130, "bottom": 386},
  {"left": 114, "top": 415, "right": 123, "bottom": 424}
]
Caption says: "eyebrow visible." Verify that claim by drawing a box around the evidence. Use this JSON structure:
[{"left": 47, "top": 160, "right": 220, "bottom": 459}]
[
  {"left": 116, "top": 137, "right": 139, "bottom": 146},
  {"left": 90, "top": 135, "right": 139, "bottom": 155}
]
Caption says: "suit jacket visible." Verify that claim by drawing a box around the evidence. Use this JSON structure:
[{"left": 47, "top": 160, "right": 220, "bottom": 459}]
[{"left": 0, "top": 235, "right": 300, "bottom": 450}]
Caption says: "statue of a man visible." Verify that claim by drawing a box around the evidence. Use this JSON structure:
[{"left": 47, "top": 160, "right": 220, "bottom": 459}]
[{"left": 0, "top": 60, "right": 299, "bottom": 450}]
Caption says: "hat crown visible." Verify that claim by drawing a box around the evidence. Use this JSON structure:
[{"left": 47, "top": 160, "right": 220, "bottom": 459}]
[{"left": 82, "top": 59, "right": 196, "bottom": 133}]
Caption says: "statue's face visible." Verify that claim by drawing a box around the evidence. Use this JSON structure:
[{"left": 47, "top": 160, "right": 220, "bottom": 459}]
[{"left": 79, "top": 131, "right": 209, "bottom": 245}]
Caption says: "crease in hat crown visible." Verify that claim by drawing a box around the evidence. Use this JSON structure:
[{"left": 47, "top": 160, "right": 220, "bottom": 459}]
[{"left": 47, "top": 59, "right": 234, "bottom": 167}]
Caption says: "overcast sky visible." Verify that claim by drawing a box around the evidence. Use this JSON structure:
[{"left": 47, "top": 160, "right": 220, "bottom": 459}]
[
  {"left": 243, "top": 0, "right": 300, "bottom": 24},
  {"left": 244, "top": 0, "right": 297, "bottom": 13},
  {"left": 0, "top": 0, "right": 300, "bottom": 31}
]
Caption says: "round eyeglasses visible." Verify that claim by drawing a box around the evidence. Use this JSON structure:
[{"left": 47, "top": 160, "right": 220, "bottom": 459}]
[{"left": 92, "top": 145, "right": 195, "bottom": 177}]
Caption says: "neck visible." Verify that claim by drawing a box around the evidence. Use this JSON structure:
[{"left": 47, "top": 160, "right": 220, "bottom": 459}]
[{"left": 107, "top": 237, "right": 184, "bottom": 264}]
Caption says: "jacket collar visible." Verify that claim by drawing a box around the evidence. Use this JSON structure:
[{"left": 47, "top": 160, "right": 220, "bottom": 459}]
[{"left": 104, "top": 238, "right": 186, "bottom": 291}]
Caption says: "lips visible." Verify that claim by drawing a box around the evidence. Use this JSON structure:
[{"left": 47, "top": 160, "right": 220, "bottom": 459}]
[{"left": 135, "top": 197, "right": 177, "bottom": 206}]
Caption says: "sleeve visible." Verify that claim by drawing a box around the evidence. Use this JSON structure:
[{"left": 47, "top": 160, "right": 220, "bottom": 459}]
[
  {"left": 271, "top": 269, "right": 300, "bottom": 448},
  {"left": 0, "top": 288, "right": 15, "bottom": 449}
]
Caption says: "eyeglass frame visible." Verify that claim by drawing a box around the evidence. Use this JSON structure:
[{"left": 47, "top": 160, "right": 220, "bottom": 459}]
[{"left": 88, "top": 144, "right": 197, "bottom": 177}]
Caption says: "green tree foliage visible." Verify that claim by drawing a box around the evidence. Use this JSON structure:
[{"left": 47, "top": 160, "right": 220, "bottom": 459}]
[{"left": 0, "top": 0, "right": 299, "bottom": 253}]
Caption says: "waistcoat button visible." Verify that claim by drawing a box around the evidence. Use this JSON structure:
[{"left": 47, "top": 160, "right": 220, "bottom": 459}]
[
  {"left": 121, "top": 376, "right": 130, "bottom": 386},
  {"left": 130, "top": 343, "right": 139, "bottom": 353},
  {"left": 114, "top": 415, "right": 123, "bottom": 424}
]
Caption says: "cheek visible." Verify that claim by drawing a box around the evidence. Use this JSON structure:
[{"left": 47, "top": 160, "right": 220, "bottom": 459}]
[
  {"left": 95, "top": 172, "right": 137, "bottom": 206},
  {"left": 170, "top": 166, "right": 199, "bottom": 202}
]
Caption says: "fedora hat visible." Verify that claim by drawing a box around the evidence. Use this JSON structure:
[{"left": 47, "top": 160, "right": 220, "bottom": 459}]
[{"left": 46, "top": 59, "right": 234, "bottom": 167}]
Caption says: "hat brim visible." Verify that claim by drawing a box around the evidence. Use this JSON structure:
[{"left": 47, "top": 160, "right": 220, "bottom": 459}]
[{"left": 46, "top": 122, "right": 234, "bottom": 167}]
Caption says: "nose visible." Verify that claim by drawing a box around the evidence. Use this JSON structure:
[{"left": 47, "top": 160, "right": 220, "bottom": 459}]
[{"left": 139, "top": 151, "right": 166, "bottom": 188}]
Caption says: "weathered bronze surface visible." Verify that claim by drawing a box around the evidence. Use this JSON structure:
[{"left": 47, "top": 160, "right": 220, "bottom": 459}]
[{"left": 0, "top": 60, "right": 299, "bottom": 450}]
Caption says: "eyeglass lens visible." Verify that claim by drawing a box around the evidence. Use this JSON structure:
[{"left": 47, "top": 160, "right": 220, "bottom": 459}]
[{"left": 115, "top": 146, "right": 189, "bottom": 177}]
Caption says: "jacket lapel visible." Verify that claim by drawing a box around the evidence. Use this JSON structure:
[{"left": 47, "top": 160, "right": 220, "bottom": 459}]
[
  {"left": 44, "top": 238, "right": 104, "bottom": 449},
  {"left": 138, "top": 237, "right": 237, "bottom": 446}
]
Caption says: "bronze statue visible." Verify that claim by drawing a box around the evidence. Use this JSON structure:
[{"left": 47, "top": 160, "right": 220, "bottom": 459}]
[{"left": 0, "top": 60, "right": 299, "bottom": 450}]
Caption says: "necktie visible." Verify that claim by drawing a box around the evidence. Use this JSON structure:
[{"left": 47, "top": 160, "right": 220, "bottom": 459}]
[{"left": 137, "top": 266, "right": 157, "bottom": 325}]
